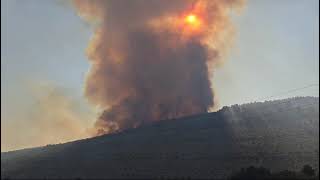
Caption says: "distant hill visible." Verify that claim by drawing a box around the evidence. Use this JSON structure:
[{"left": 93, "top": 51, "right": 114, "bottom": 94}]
[{"left": 1, "top": 97, "right": 319, "bottom": 179}]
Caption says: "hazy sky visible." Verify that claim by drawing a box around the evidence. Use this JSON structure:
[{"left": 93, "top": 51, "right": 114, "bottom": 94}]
[{"left": 1, "top": 0, "right": 319, "bottom": 151}]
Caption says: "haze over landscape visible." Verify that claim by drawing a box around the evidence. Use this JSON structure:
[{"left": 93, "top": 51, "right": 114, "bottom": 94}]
[
  {"left": 1, "top": 0, "right": 319, "bottom": 179},
  {"left": 1, "top": 0, "right": 319, "bottom": 162},
  {"left": 1, "top": 97, "right": 319, "bottom": 179}
]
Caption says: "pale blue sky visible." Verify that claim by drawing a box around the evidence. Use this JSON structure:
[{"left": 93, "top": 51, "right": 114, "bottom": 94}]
[
  {"left": 2, "top": 0, "right": 319, "bottom": 134},
  {"left": 2, "top": 0, "right": 93, "bottom": 125},
  {"left": 214, "top": 0, "right": 319, "bottom": 106}
]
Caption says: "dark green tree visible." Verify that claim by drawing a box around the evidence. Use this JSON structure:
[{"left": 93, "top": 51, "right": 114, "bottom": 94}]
[{"left": 301, "top": 164, "right": 315, "bottom": 177}]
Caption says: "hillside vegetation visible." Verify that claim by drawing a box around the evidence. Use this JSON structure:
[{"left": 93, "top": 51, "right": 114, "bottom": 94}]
[{"left": 1, "top": 97, "right": 319, "bottom": 179}]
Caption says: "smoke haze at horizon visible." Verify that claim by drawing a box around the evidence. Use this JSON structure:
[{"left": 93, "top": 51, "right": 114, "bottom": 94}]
[{"left": 1, "top": 0, "right": 318, "bottom": 151}]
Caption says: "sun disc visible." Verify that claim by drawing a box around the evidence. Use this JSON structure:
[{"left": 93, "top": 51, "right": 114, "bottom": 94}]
[{"left": 186, "top": 15, "right": 196, "bottom": 23}]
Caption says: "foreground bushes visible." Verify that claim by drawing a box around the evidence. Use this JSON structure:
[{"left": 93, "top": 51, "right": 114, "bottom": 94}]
[{"left": 230, "top": 164, "right": 318, "bottom": 180}]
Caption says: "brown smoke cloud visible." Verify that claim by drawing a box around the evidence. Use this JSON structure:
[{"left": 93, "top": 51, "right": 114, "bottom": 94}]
[
  {"left": 73, "top": 0, "right": 244, "bottom": 135},
  {"left": 1, "top": 85, "right": 93, "bottom": 152}
]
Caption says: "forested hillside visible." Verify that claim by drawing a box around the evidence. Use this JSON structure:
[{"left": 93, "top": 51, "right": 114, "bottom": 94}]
[{"left": 2, "top": 97, "right": 318, "bottom": 179}]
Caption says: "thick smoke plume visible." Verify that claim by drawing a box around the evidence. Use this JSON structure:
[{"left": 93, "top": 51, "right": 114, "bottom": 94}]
[{"left": 73, "top": 0, "right": 244, "bottom": 135}]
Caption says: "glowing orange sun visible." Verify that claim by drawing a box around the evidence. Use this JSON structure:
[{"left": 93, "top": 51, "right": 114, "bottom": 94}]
[{"left": 185, "top": 14, "right": 199, "bottom": 25}]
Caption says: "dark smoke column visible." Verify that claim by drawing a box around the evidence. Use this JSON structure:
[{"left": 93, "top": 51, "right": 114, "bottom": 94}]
[{"left": 73, "top": 0, "right": 244, "bottom": 135}]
